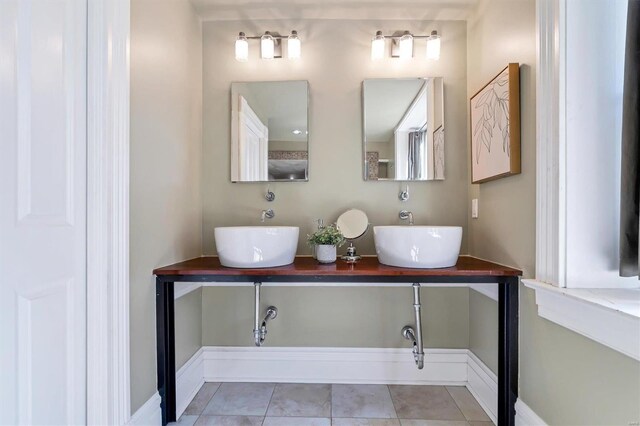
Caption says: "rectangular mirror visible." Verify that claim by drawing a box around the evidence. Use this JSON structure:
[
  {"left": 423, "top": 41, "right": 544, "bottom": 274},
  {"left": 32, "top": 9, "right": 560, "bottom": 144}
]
[
  {"left": 231, "top": 81, "right": 309, "bottom": 182},
  {"left": 363, "top": 77, "right": 444, "bottom": 181}
]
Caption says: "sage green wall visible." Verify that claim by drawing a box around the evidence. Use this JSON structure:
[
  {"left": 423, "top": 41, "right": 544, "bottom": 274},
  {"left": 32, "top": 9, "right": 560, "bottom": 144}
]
[
  {"left": 466, "top": 0, "right": 536, "bottom": 374},
  {"left": 175, "top": 288, "right": 203, "bottom": 371},
  {"left": 466, "top": 1, "right": 640, "bottom": 424},
  {"left": 466, "top": 0, "right": 537, "bottom": 277},
  {"left": 468, "top": 290, "right": 498, "bottom": 374},
  {"left": 201, "top": 19, "right": 471, "bottom": 348},
  {"left": 202, "top": 19, "right": 469, "bottom": 255},
  {"left": 202, "top": 287, "right": 468, "bottom": 348},
  {"left": 130, "top": 0, "right": 203, "bottom": 413}
]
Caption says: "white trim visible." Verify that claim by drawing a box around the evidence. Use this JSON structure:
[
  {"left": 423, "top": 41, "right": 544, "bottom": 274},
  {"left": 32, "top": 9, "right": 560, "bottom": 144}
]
[
  {"left": 198, "top": 282, "right": 476, "bottom": 288},
  {"left": 535, "top": 0, "right": 566, "bottom": 287},
  {"left": 466, "top": 351, "right": 497, "bottom": 424},
  {"left": 524, "top": 279, "right": 640, "bottom": 361},
  {"left": 515, "top": 398, "right": 547, "bottom": 426},
  {"left": 176, "top": 348, "right": 205, "bottom": 419},
  {"left": 86, "top": 0, "right": 131, "bottom": 424},
  {"left": 126, "top": 392, "right": 161, "bottom": 426},
  {"left": 202, "top": 347, "right": 468, "bottom": 385},
  {"left": 469, "top": 284, "right": 499, "bottom": 302},
  {"left": 174, "top": 282, "right": 502, "bottom": 298}
]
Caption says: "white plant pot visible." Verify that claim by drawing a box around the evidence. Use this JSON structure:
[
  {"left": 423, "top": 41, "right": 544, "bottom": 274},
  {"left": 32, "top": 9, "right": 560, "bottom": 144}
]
[{"left": 316, "top": 244, "right": 337, "bottom": 264}]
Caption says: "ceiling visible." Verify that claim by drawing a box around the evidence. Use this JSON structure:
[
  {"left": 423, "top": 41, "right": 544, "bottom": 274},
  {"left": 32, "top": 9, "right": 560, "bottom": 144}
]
[{"left": 190, "top": 0, "right": 478, "bottom": 21}]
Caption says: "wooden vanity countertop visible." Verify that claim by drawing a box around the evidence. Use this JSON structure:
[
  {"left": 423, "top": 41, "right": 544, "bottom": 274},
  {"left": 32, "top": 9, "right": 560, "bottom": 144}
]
[{"left": 153, "top": 256, "right": 522, "bottom": 279}]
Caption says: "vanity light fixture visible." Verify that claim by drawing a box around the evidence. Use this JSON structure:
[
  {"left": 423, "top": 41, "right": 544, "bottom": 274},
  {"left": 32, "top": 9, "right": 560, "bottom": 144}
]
[
  {"left": 235, "top": 30, "right": 301, "bottom": 61},
  {"left": 398, "top": 31, "right": 414, "bottom": 59},
  {"left": 371, "top": 30, "right": 441, "bottom": 60},
  {"left": 292, "top": 129, "right": 303, "bottom": 135},
  {"left": 426, "top": 31, "right": 441, "bottom": 60},
  {"left": 371, "top": 31, "right": 385, "bottom": 60},
  {"left": 287, "top": 30, "right": 301, "bottom": 59},
  {"left": 261, "top": 32, "right": 275, "bottom": 59},
  {"left": 235, "top": 32, "right": 249, "bottom": 61}
]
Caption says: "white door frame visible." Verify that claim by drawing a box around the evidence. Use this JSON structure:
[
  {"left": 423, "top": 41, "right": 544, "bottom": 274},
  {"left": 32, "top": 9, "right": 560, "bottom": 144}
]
[{"left": 86, "top": 0, "right": 131, "bottom": 424}]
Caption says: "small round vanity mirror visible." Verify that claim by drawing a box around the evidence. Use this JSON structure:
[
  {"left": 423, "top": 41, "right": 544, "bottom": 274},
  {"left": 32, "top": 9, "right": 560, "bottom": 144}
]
[{"left": 336, "top": 209, "right": 369, "bottom": 262}]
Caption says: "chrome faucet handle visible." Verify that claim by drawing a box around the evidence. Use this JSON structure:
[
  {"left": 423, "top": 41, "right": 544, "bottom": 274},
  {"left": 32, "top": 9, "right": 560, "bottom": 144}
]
[
  {"left": 265, "top": 187, "right": 275, "bottom": 202},
  {"left": 399, "top": 184, "right": 410, "bottom": 201},
  {"left": 261, "top": 209, "right": 275, "bottom": 222}
]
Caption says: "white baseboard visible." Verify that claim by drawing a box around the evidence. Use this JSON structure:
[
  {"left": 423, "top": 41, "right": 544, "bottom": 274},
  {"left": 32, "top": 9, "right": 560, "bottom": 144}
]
[
  {"left": 174, "top": 346, "right": 498, "bottom": 423},
  {"left": 176, "top": 348, "right": 205, "bottom": 419},
  {"left": 466, "top": 351, "right": 498, "bottom": 424},
  {"left": 202, "top": 347, "right": 468, "bottom": 385},
  {"left": 127, "top": 392, "right": 161, "bottom": 426},
  {"left": 515, "top": 398, "right": 547, "bottom": 425}
]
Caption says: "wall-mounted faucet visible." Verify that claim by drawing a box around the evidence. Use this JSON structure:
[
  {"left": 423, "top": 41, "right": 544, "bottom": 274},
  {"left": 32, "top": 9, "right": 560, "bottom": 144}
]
[
  {"left": 399, "top": 210, "right": 414, "bottom": 225},
  {"left": 261, "top": 209, "right": 275, "bottom": 222},
  {"left": 399, "top": 184, "right": 410, "bottom": 201}
]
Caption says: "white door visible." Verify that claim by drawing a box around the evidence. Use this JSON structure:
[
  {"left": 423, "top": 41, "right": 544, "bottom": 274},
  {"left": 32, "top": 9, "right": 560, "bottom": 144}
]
[
  {"left": 0, "top": 0, "right": 87, "bottom": 424},
  {"left": 238, "top": 96, "right": 269, "bottom": 181}
]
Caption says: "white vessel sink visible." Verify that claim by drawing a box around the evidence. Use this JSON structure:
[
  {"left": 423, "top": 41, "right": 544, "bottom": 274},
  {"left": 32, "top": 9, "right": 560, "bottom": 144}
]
[
  {"left": 373, "top": 226, "right": 463, "bottom": 269},
  {"left": 214, "top": 226, "right": 299, "bottom": 268}
]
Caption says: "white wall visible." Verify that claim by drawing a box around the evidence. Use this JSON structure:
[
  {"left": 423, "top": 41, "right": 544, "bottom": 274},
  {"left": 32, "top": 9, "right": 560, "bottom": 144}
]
[{"left": 130, "top": 0, "right": 203, "bottom": 413}]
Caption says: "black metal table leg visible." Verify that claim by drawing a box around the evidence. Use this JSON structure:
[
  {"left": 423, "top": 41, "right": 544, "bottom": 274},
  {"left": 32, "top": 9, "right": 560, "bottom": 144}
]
[
  {"left": 156, "top": 279, "right": 176, "bottom": 426},
  {"left": 498, "top": 278, "right": 519, "bottom": 425}
]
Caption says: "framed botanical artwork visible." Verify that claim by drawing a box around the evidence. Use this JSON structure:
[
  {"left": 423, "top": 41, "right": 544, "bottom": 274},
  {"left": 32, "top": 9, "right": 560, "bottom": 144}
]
[{"left": 470, "top": 63, "right": 521, "bottom": 183}]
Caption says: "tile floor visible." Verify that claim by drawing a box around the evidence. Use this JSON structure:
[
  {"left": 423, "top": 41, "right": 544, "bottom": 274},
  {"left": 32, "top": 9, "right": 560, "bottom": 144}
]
[{"left": 170, "top": 383, "right": 494, "bottom": 426}]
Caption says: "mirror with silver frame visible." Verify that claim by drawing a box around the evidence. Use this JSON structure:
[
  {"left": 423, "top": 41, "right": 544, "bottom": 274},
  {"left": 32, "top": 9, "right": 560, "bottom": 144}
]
[
  {"left": 363, "top": 77, "right": 444, "bottom": 181},
  {"left": 231, "top": 81, "right": 309, "bottom": 182}
]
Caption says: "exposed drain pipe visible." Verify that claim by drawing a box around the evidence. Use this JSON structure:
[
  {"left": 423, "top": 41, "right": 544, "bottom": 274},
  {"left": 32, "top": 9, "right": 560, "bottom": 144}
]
[
  {"left": 401, "top": 283, "right": 424, "bottom": 369},
  {"left": 253, "top": 282, "right": 278, "bottom": 346}
]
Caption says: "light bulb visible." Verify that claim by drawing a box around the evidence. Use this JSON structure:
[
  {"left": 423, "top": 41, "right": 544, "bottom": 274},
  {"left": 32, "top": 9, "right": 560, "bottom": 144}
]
[
  {"left": 235, "top": 32, "right": 248, "bottom": 61},
  {"left": 398, "top": 32, "right": 413, "bottom": 59},
  {"left": 261, "top": 32, "right": 274, "bottom": 59},
  {"left": 426, "top": 30, "right": 441, "bottom": 60},
  {"left": 288, "top": 30, "right": 301, "bottom": 59},
  {"left": 371, "top": 30, "right": 385, "bottom": 60}
]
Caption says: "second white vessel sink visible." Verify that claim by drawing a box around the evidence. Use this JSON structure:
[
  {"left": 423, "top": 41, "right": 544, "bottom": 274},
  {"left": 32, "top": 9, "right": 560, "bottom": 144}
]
[
  {"left": 214, "top": 226, "right": 299, "bottom": 268},
  {"left": 373, "top": 226, "right": 463, "bottom": 269}
]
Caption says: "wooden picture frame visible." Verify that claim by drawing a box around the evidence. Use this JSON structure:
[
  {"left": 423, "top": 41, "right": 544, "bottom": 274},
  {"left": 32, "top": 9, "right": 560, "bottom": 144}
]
[
  {"left": 433, "top": 125, "right": 444, "bottom": 180},
  {"left": 470, "top": 63, "right": 521, "bottom": 183}
]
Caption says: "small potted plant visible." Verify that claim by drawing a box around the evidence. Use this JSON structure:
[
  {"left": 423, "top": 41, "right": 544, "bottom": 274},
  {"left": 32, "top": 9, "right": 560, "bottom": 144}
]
[{"left": 307, "top": 224, "right": 346, "bottom": 264}]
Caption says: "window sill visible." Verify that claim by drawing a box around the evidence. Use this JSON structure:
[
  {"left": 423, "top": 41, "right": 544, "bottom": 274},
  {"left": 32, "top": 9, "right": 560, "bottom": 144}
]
[{"left": 522, "top": 279, "right": 640, "bottom": 361}]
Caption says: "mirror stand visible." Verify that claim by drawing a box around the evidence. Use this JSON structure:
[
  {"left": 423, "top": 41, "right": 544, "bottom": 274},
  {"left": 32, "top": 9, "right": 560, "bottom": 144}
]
[
  {"left": 340, "top": 223, "right": 370, "bottom": 263},
  {"left": 336, "top": 209, "right": 370, "bottom": 263},
  {"left": 342, "top": 242, "right": 361, "bottom": 263}
]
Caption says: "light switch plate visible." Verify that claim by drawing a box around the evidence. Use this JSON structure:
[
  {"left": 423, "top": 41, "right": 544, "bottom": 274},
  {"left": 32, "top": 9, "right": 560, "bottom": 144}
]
[{"left": 472, "top": 198, "right": 479, "bottom": 219}]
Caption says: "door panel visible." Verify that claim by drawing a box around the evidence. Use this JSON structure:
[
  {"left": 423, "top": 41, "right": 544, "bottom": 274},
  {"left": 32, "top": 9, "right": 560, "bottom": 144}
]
[{"left": 0, "top": 0, "right": 87, "bottom": 424}]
